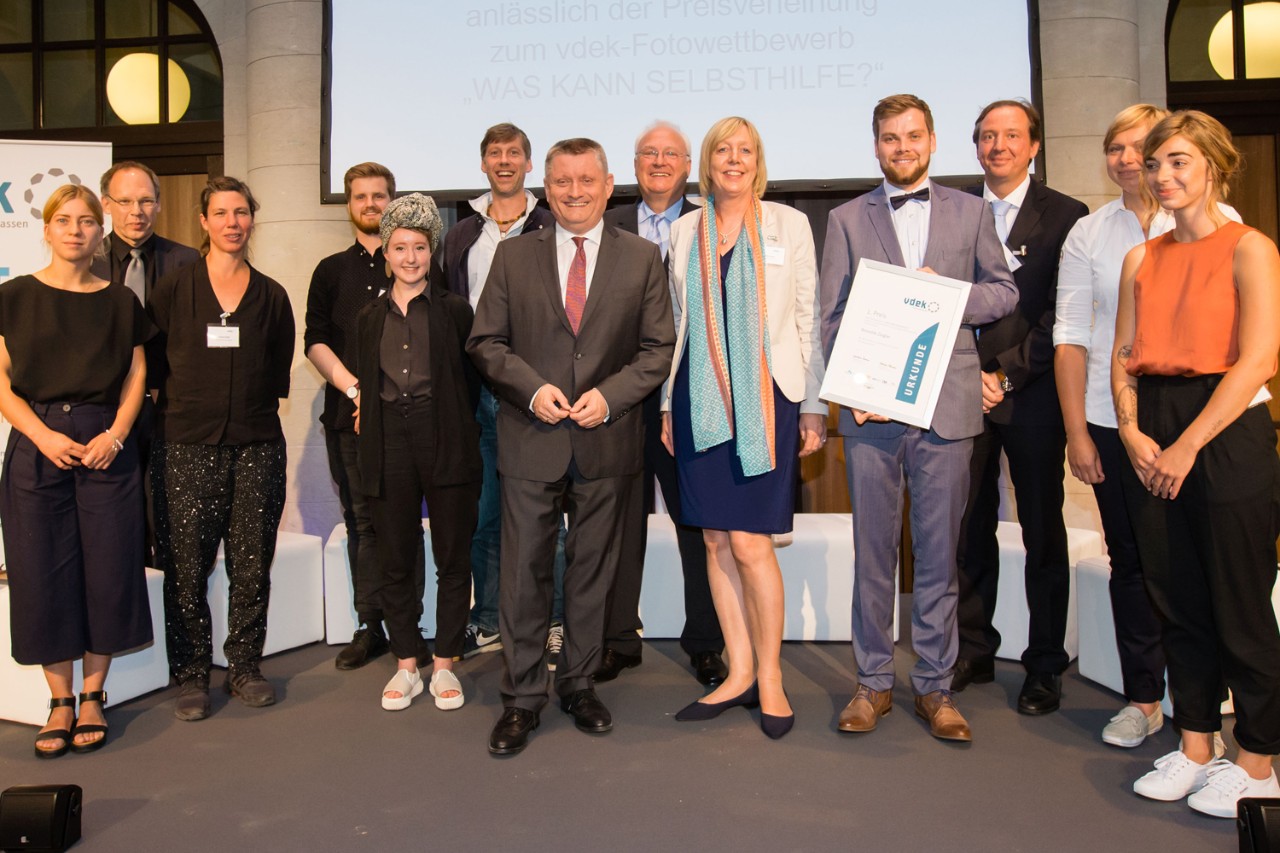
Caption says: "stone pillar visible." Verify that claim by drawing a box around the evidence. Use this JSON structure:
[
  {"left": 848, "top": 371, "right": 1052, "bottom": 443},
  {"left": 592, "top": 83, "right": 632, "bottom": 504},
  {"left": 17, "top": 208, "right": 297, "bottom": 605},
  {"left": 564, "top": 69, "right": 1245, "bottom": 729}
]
[
  {"left": 1040, "top": 0, "right": 1142, "bottom": 212},
  {"left": 204, "top": 0, "right": 352, "bottom": 536}
]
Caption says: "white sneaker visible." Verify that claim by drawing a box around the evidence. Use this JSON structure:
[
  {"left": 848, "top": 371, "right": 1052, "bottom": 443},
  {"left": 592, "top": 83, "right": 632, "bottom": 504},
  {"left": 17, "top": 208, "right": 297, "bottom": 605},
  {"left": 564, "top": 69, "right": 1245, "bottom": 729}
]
[
  {"left": 1187, "top": 763, "right": 1280, "bottom": 818},
  {"left": 1213, "top": 731, "right": 1226, "bottom": 759},
  {"left": 545, "top": 621, "right": 564, "bottom": 672},
  {"left": 1102, "top": 705, "right": 1163, "bottom": 748},
  {"left": 1133, "top": 750, "right": 1214, "bottom": 801}
]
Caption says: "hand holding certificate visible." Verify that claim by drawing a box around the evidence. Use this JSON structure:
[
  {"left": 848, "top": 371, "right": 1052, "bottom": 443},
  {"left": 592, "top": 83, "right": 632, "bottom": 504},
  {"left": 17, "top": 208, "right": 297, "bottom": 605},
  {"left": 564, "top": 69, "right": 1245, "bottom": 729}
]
[{"left": 820, "top": 259, "right": 971, "bottom": 430}]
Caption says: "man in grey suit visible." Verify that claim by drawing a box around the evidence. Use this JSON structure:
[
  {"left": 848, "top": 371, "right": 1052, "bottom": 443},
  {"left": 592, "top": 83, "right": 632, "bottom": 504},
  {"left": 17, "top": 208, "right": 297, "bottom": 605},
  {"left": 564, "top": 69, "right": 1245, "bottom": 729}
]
[
  {"left": 597, "top": 121, "right": 726, "bottom": 688},
  {"left": 468, "top": 137, "right": 675, "bottom": 755},
  {"left": 819, "top": 94, "right": 1017, "bottom": 742}
]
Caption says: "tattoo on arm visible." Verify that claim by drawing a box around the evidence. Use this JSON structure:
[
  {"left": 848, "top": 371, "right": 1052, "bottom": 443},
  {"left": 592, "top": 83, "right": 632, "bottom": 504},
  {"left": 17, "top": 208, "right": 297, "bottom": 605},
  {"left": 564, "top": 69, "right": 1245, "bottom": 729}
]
[
  {"left": 1116, "top": 386, "right": 1138, "bottom": 428},
  {"left": 1201, "top": 418, "right": 1224, "bottom": 446},
  {"left": 1117, "top": 345, "right": 1131, "bottom": 365}
]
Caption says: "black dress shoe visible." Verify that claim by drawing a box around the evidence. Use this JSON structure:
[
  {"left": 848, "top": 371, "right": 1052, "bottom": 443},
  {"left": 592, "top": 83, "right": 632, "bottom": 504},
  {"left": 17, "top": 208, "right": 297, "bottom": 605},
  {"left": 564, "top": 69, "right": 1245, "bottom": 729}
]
[
  {"left": 335, "top": 627, "right": 389, "bottom": 671},
  {"left": 1017, "top": 672, "right": 1062, "bottom": 715},
  {"left": 951, "top": 657, "right": 995, "bottom": 692},
  {"left": 560, "top": 688, "right": 612, "bottom": 733},
  {"left": 489, "top": 707, "right": 539, "bottom": 755},
  {"left": 690, "top": 650, "right": 729, "bottom": 686},
  {"left": 593, "top": 648, "right": 641, "bottom": 683}
]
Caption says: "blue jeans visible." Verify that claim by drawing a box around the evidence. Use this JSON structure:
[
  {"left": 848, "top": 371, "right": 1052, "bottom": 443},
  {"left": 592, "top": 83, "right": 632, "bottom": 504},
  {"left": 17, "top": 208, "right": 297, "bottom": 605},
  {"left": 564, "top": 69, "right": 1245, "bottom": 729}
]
[{"left": 471, "top": 387, "right": 565, "bottom": 632}]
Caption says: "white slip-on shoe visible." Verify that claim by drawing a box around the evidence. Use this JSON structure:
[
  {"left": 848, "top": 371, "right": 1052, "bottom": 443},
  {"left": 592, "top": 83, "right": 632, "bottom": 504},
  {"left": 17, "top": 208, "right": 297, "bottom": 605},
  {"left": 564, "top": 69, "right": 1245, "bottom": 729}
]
[
  {"left": 1133, "top": 751, "right": 1216, "bottom": 801},
  {"left": 1187, "top": 764, "right": 1280, "bottom": 818},
  {"left": 381, "top": 668, "right": 423, "bottom": 711},
  {"left": 1102, "top": 705, "right": 1163, "bottom": 748},
  {"left": 429, "top": 669, "right": 465, "bottom": 711}
]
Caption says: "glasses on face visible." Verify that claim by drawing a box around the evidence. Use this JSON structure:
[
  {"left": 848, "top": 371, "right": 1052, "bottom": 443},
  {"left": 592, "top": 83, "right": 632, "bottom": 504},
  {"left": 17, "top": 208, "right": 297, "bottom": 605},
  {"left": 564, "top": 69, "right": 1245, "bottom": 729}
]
[
  {"left": 636, "top": 148, "right": 688, "bottom": 161},
  {"left": 106, "top": 196, "right": 157, "bottom": 212}
]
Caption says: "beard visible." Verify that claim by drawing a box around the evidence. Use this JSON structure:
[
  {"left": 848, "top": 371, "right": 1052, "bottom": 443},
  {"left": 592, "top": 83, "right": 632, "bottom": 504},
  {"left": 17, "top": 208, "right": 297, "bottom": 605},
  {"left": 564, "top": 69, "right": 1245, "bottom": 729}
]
[
  {"left": 350, "top": 208, "right": 382, "bottom": 235},
  {"left": 880, "top": 156, "right": 929, "bottom": 189}
]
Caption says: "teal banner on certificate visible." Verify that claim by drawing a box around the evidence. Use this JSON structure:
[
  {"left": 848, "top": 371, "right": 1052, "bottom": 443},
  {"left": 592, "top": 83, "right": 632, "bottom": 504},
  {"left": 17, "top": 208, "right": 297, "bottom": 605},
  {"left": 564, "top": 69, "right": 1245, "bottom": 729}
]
[
  {"left": 896, "top": 323, "right": 939, "bottom": 403},
  {"left": 820, "top": 259, "right": 971, "bottom": 430}
]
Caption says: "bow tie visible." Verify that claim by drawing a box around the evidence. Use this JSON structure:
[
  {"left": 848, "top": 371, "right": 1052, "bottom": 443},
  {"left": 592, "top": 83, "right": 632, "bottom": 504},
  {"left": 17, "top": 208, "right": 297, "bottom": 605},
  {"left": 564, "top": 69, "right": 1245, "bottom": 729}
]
[{"left": 889, "top": 187, "right": 930, "bottom": 210}]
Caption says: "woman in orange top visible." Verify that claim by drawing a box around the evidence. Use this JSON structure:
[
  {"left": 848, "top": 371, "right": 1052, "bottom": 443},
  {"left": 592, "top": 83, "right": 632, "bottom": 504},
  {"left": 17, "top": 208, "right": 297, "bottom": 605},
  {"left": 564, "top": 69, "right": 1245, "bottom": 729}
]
[{"left": 1112, "top": 110, "right": 1280, "bottom": 817}]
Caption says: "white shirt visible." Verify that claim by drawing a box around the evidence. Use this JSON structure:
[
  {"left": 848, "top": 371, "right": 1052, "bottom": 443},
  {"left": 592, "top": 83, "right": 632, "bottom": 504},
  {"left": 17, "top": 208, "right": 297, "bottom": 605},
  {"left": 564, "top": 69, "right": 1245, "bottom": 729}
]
[
  {"left": 983, "top": 175, "right": 1031, "bottom": 271},
  {"left": 466, "top": 189, "right": 540, "bottom": 308},
  {"left": 1054, "top": 199, "right": 1243, "bottom": 427},
  {"left": 884, "top": 178, "right": 930, "bottom": 269},
  {"left": 554, "top": 219, "right": 604, "bottom": 301}
]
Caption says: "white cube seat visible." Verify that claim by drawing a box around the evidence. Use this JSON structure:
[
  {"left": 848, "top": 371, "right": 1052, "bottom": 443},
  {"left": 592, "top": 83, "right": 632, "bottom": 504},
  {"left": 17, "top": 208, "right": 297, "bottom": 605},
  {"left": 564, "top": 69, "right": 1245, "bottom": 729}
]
[
  {"left": 990, "top": 522, "right": 1104, "bottom": 662},
  {"left": 323, "top": 521, "right": 439, "bottom": 644},
  {"left": 210, "top": 531, "right": 324, "bottom": 667}
]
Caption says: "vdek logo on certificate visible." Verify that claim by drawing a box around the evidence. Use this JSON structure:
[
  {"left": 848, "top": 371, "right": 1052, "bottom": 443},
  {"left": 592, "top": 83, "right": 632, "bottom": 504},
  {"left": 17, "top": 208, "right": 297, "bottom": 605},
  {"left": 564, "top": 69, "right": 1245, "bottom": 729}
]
[{"left": 820, "top": 259, "right": 971, "bottom": 430}]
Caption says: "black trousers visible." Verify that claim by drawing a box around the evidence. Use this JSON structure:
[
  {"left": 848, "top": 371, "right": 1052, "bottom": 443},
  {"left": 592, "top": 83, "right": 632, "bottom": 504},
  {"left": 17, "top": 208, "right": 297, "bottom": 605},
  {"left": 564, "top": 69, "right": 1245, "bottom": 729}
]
[
  {"left": 1089, "top": 423, "right": 1165, "bottom": 704},
  {"left": 0, "top": 402, "right": 151, "bottom": 665},
  {"left": 1125, "top": 375, "right": 1280, "bottom": 754},
  {"left": 956, "top": 418, "right": 1071, "bottom": 674},
  {"left": 604, "top": 391, "right": 723, "bottom": 657},
  {"left": 324, "top": 426, "right": 423, "bottom": 629},
  {"left": 154, "top": 439, "right": 286, "bottom": 683},
  {"left": 500, "top": 461, "right": 632, "bottom": 710},
  {"left": 367, "top": 401, "right": 477, "bottom": 662}
]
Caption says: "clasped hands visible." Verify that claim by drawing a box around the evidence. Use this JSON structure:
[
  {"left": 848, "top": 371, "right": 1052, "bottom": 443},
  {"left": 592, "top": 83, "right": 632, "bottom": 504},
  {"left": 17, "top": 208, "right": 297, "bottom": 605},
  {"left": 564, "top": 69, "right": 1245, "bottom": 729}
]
[
  {"left": 533, "top": 384, "right": 608, "bottom": 429},
  {"left": 1121, "top": 428, "right": 1196, "bottom": 501},
  {"left": 37, "top": 428, "right": 120, "bottom": 470}
]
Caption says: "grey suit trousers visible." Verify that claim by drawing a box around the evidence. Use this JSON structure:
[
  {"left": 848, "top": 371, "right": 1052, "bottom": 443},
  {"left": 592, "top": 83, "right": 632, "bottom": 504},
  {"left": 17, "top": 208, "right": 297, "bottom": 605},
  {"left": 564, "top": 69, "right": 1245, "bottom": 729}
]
[{"left": 845, "top": 428, "right": 973, "bottom": 695}]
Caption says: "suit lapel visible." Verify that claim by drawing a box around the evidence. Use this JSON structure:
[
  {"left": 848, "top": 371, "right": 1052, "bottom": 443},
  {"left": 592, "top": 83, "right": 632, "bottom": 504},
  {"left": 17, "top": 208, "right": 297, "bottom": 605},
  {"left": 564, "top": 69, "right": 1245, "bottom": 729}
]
[
  {"left": 578, "top": 225, "right": 620, "bottom": 332},
  {"left": 1004, "top": 180, "right": 1044, "bottom": 253},
  {"left": 866, "top": 187, "right": 906, "bottom": 267},
  {"left": 921, "top": 181, "right": 948, "bottom": 270},
  {"left": 617, "top": 204, "right": 640, "bottom": 235},
  {"left": 536, "top": 229, "right": 574, "bottom": 335}
]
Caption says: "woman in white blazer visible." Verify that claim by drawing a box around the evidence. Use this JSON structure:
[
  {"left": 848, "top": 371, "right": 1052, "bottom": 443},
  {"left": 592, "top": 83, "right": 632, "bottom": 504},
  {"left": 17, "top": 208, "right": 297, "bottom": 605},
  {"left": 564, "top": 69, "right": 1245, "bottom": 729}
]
[{"left": 661, "top": 116, "right": 825, "bottom": 739}]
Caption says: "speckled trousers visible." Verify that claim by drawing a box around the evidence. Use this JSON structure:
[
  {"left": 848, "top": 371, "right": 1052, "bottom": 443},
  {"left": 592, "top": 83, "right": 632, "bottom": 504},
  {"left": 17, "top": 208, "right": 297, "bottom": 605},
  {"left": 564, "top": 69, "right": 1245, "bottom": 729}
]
[{"left": 152, "top": 439, "right": 286, "bottom": 684}]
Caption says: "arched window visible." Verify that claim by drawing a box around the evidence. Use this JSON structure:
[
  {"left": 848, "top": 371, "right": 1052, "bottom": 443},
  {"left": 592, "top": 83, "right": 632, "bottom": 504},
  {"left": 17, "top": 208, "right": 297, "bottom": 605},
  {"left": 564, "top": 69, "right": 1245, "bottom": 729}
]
[
  {"left": 0, "top": 0, "right": 222, "bottom": 172},
  {"left": 1168, "top": 0, "right": 1280, "bottom": 82}
]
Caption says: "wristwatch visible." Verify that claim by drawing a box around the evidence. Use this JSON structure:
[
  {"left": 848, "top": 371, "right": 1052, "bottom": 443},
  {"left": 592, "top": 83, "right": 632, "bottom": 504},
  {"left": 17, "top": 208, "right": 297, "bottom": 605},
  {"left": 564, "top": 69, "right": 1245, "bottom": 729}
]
[
  {"left": 345, "top": 383, "right": 359, "bottom": 400},
  {"left": 996, "top": 370, "right": 1014, "bottom": 394}
]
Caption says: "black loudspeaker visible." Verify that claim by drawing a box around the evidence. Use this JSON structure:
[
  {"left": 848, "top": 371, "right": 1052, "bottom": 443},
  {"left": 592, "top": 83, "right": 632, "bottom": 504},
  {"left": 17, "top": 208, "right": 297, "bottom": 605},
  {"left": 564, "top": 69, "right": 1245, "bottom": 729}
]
[
  {"left": 1240, "top": 798, "right": 1280, "bottom": 853},
  {"left": 0, "top": 785, "right": 82, "bottom": 852}
]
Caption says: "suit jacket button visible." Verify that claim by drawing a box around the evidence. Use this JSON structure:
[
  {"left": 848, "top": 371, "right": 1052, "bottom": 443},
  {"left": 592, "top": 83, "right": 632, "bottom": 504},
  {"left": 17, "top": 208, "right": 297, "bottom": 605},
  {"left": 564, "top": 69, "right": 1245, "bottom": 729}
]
[{"left": 574, "top": 353, "right": 582, "bottom": 360}]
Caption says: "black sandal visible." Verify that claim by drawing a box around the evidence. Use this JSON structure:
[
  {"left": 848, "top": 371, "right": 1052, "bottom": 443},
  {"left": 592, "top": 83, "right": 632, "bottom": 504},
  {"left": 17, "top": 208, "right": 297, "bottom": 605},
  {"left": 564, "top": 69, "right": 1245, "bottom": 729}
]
[
  {"left": 70, "top": 691, "right": 109, "bottom": 754},
  {"left": 35, "top": 697, "right": 76, "bottom": 760}
]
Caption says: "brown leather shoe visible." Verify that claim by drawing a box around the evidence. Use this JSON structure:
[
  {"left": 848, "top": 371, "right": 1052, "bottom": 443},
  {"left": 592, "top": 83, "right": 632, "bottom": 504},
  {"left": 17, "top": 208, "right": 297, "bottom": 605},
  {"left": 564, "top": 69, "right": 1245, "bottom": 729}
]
[
  {"left": 914, "top": 690, "right": 972, "bottom": 742},
  {"left": 838, "top": 684, "right": 892, "bottom": 732}
]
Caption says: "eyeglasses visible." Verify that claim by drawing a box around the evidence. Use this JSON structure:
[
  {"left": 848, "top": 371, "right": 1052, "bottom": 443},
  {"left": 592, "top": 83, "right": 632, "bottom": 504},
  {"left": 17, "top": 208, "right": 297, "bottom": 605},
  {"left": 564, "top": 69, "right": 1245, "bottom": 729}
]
[
  {"left": 105, "top": 196, "right": 157, "bottom": 212},
  {"left": 635, "top": 148, "right": 688, "bottom": 161}
]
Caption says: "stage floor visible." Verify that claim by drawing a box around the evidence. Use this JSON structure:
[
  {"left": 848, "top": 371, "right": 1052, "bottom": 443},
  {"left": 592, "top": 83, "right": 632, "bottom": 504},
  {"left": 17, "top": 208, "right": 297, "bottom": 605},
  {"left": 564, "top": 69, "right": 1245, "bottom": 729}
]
[{"left": 0, "top": 630, "right": 1242, "bottom": 851}]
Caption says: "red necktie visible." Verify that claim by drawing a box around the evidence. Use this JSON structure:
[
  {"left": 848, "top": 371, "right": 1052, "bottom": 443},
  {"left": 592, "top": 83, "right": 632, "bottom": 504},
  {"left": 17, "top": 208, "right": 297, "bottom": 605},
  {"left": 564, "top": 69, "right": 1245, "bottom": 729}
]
[{"left": 565, "top": 236, "right": 586, "bottom": 335}]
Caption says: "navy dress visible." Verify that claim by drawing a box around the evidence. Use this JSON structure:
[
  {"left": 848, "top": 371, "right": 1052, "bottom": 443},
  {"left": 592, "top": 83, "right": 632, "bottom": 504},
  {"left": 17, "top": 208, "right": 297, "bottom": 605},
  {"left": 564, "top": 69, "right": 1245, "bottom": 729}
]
[{"left": 674, "top": 248, "right": 799, "bottom": 534}]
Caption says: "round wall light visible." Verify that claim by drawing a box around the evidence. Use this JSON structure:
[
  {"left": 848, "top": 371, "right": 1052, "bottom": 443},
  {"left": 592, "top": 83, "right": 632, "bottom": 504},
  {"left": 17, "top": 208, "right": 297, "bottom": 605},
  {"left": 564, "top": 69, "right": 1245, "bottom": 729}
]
[
  {"left": 106, "top": 53, "right": 192, "bottom": 124},
  {"left": 1208, "top": 2, "right": 1280, "bottom": 80}
]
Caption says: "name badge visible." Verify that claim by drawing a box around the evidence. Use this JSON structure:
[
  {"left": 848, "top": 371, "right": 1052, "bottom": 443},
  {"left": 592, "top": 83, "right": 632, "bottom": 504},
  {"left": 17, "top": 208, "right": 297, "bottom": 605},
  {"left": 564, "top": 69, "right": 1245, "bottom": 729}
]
[
  {"left": 207, "top": 324, "right": 240, "bottom": 348},
  {"left": 764, "top": 245, "right": 786, "bottom": 266}
]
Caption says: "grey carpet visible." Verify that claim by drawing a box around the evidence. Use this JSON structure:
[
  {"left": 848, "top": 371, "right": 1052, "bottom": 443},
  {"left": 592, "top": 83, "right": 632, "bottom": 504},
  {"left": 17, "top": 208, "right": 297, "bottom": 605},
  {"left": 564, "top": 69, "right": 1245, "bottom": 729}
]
[{"left": 0, "top": 637, "right": 1243, "bottom": 851}]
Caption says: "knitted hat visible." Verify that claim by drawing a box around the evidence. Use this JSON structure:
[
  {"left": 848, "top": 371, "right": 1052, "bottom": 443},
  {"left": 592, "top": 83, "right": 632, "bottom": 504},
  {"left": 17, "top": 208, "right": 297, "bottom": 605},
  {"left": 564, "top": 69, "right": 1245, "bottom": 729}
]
[{"left": 380, "top": 193, "right": 443, "bottom": 254}]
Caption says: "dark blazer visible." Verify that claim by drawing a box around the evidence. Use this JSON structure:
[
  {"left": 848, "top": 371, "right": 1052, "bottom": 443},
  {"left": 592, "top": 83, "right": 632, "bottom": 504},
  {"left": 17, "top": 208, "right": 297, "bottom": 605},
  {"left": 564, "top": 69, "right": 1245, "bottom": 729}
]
[
  {"left": 439, "top": 204, "right": 555, "bottom": 301},
  {"left": 976, "top": 180, "right": 1088, "bottom": 426},
  {"left": 354, "top": 281, "right": 483, "bottom": 497},
  {"left": 603, "top": 197, "right": 700, "bottom": 249},
  {"left": 92, "top": 233, "right": 200, "bottom": 298},
  {"left": 819, "top": 181, "right": 1019, "bottom": 441},
  {"left": 466, "top": 223, "right": 675, "bottom": 483}
]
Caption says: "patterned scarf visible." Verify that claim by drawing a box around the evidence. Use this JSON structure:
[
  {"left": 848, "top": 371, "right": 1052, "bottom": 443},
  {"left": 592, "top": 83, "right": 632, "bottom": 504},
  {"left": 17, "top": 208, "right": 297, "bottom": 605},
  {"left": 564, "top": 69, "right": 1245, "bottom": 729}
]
[{"left": 684, "top": 195, "right": 775, "bottom": 476}]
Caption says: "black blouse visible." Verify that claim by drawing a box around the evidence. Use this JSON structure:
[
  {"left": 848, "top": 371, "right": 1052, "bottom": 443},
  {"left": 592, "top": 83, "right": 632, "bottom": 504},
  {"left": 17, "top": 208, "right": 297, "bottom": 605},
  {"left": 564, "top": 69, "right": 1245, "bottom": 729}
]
[
  {"left": 0, "top": 274, "right": 152, "bottom": 404},
  {"left": 148, "top": 259, "right": 295, "bottom": 445}
]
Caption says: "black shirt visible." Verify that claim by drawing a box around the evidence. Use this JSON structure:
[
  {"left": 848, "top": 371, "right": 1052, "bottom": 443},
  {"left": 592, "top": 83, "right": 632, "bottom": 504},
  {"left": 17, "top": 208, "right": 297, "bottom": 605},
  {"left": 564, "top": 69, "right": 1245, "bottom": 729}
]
[
  {"left": 106, "top": 232, "right": 160, "bottom": 296},
  {"left": 303, "top": 242, "right": 390, "bottom": 430},
  {"left": 0, "top": 275, "right": 152, "bottom": 404},
  {"left": 148, "top": 259, "right": 295, "bottom": 445},
  {"left": 378, "top": 291, "right": 432, "bottom": 403}
]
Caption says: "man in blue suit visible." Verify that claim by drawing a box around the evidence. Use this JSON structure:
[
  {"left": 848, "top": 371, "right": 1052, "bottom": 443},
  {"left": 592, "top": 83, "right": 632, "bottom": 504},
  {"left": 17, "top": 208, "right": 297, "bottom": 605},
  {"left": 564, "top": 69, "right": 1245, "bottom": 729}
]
[{"left": 819, "top": 94, "right": 1017, "bottom": 742}]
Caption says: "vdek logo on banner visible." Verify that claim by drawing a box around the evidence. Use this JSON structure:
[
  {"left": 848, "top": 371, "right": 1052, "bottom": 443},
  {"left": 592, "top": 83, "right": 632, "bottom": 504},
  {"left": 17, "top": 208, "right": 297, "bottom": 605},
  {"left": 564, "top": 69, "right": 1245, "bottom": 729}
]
[{"left": 0, "top": 140, "right": 113, "bottom": 284}]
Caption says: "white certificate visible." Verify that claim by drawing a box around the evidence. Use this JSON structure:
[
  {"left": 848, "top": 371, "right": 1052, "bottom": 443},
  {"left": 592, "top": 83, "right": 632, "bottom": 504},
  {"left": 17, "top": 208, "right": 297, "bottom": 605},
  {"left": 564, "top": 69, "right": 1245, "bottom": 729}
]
[{"left": 820, "top": 259, "right": 972, "bottom": 430}]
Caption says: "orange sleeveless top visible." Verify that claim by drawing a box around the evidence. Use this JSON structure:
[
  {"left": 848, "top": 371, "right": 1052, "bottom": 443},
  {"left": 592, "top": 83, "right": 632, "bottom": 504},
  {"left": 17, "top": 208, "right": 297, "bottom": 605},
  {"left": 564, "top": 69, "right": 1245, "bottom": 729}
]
[{"left": 1128, "top": 220, "right": 1253, "bottom": 377}]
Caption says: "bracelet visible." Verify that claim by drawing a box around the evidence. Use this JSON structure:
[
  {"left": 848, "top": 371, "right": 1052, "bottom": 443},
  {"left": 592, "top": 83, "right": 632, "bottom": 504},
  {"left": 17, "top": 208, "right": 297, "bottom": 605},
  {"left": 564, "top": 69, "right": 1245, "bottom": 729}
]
[{"left": 104, "top": 431, "right": 123, "bottom": 452}]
